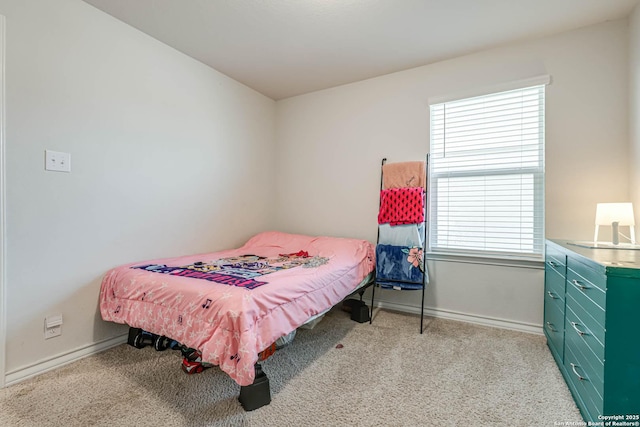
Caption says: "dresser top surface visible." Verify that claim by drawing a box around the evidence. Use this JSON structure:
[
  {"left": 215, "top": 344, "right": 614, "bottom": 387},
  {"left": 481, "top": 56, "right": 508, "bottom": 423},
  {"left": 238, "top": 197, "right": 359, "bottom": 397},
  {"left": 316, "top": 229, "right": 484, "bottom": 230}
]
[{"left": 548, "top": 239, "right": 640, "bottom": 277}]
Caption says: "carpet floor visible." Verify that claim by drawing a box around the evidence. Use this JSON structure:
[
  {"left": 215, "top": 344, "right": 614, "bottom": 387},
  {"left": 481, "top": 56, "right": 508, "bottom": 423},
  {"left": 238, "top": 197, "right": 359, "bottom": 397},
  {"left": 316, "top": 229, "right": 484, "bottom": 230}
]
[{"left": 0, "top": 308, "right": 583, "bottom": 426}]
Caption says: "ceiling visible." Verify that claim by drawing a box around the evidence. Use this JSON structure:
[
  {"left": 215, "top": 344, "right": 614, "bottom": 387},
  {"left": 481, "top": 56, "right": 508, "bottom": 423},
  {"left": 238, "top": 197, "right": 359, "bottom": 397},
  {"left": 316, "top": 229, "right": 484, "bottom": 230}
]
[{"left": 82, "top": 0, "right": 639, "bottom": 100}]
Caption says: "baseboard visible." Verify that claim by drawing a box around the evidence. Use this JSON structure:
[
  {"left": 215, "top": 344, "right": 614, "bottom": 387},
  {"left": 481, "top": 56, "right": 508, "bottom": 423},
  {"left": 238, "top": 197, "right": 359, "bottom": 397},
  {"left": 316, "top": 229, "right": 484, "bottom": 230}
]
[
  {"left": 4, "top": 334, "right": 127, "bottom": 386},
  {"left": 373, "top": 300, "right": 543, "bottom": 335}
]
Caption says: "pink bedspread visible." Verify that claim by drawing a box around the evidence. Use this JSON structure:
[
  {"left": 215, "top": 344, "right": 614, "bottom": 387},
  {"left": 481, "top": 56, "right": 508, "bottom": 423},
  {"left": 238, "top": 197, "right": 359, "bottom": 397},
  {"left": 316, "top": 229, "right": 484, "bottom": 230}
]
[{"left": 100, "top": 231, "right": 374, "bottom": 386}]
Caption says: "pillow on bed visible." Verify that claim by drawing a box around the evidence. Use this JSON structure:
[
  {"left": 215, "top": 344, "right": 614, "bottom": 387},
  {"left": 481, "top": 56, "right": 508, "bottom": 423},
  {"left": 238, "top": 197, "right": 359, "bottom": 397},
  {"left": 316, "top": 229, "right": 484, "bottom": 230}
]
[{"left": 241, "top": 231, "right": 320, "bottom": 251}]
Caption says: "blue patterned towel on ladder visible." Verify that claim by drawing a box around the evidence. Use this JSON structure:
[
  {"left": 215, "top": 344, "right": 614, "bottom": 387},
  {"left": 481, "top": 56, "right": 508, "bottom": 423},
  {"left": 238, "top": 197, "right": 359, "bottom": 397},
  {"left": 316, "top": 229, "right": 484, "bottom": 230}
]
[{"left": 375, "top": 244, "right": 424, "bottom": 290}]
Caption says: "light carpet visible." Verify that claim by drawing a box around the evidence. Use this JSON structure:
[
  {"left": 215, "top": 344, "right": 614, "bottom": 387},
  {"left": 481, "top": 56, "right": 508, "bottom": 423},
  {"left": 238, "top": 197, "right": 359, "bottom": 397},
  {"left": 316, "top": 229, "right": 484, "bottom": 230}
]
[{"left": 0, "top": 308, "right": 583, "bottom": 426}]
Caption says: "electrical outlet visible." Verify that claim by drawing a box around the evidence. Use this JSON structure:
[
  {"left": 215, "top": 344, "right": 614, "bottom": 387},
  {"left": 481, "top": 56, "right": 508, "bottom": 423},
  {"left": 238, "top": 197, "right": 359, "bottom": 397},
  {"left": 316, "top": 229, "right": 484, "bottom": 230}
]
[
  {"left": 44, "top": 325, "right": 61, "bottom": 339},
  {"left": 45, "top": 150, "right": 71, "bottom": 172},
  {"left": 44, "top": 314, "right": 63, "bottom": 339}
]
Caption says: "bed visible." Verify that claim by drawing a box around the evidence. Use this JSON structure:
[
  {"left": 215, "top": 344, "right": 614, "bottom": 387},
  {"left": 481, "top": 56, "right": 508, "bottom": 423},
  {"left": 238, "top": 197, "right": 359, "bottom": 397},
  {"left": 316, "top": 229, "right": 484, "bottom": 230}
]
[{"left": 99, "top": 231, "right": 375, "bottom": 409}]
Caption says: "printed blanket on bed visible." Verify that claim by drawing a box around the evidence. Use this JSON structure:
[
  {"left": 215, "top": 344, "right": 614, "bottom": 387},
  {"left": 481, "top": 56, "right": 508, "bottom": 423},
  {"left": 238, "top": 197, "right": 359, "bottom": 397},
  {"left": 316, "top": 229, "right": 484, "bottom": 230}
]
[
  {"left": 100, "top": 231, "right": 375, "bottom": 386},
  {"left": 375, "top": 244, "right": 424, "bottom": 290}
]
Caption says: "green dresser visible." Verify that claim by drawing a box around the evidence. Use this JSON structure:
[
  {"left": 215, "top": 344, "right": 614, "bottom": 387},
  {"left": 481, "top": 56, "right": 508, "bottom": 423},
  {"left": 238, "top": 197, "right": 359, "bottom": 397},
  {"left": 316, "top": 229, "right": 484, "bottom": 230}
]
[{"left": 544, "top": 240, "right": 640, "bottom": 422}]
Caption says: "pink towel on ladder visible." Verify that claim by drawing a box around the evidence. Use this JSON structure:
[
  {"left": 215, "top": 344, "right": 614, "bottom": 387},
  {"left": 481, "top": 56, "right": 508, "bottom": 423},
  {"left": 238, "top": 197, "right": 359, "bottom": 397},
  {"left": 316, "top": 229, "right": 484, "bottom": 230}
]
[
  {"left": 382, "top": 161, "right": 426, "bottom": 190},
  {"left": 378, "top": 188, "right": 425, "bottom": 225}
]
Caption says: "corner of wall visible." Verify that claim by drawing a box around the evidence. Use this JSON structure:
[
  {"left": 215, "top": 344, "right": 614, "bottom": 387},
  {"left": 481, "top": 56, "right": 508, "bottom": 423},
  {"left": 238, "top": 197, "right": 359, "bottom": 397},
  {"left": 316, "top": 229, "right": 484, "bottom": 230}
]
[
  {"left": 0, "top": 14, "right": 5, "bottom": 388},
  {"left": 630, "top": 4, "right": 640, "bottom": 236}
]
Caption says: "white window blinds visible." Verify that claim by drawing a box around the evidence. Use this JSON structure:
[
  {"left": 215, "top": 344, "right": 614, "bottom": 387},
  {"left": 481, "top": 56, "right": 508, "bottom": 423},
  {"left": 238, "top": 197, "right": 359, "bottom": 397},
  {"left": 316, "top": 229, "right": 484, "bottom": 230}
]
[{"left": 429, "top": 83, "right": 545, "bottom": 259}]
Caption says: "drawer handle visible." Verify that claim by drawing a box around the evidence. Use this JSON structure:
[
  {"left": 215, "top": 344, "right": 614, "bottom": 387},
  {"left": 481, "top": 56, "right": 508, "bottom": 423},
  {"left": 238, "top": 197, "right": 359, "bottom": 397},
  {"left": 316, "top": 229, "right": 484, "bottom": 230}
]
[
  {"left": 572, "top": 279, "right": 590, "bottom": 291},
  {"left": 545, "top": 322, "right": 557, "bottom": 332},
  {"left": 570, "top": 321, "right": 587, "bottom": 336},
  {"left": 546, "top": 291, "right": 558, "bottom": 299},
  {"left": 570, "top": 363, "right": 587, "bottom": 381}
]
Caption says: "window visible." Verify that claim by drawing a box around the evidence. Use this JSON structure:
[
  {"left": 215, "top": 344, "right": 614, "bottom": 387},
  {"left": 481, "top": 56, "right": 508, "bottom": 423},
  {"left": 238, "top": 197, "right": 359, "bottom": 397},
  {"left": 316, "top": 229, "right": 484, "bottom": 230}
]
[{"left": 428, "top": 78, "right": 547, "bottom": 259}]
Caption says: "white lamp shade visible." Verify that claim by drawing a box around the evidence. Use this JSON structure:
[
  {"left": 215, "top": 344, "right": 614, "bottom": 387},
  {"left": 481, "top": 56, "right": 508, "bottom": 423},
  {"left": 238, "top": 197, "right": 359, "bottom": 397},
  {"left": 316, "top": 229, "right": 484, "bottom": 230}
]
[{"left": 595, "top": 203, "right": 636, "bottom": 226}]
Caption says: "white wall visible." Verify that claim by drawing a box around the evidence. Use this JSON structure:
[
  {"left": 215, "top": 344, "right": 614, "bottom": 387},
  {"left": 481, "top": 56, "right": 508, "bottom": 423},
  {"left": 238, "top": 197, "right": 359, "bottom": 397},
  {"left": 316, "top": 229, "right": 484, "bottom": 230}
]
[
  {"left": 631, "top": 5, "right": 640, "bottom": 213},
  {"left": 276, "top": 20, "right": 630, "bottom": 330},
  {"left": 0, "top": 0, "right": 276, "bottom": 379}
]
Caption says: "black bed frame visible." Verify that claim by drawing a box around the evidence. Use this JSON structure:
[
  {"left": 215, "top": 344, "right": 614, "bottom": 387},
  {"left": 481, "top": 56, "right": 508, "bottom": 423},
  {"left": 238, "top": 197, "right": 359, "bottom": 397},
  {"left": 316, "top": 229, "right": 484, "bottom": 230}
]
[{"left": 125, "top": 278, "right": 374, "bottom": 411}]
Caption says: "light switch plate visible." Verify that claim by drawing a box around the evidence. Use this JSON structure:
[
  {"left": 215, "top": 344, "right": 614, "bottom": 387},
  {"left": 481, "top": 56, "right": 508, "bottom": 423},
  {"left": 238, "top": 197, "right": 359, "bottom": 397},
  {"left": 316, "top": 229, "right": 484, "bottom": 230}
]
[{"left": 45, "top": 150, "right": 71, "bottom": 172}]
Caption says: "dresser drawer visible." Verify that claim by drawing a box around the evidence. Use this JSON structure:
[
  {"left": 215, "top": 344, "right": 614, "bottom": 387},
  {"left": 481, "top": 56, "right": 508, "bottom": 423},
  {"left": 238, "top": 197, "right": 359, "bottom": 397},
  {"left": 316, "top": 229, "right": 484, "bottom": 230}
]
[
  {"left": 565, "top": 294, "right": 605, "bottom": 361},
  {"left": 565, "top": 302, "right": 605, "bottom": 373},
  {"left": 567, "top": 255, "right": 606, "bottom": 291},
  {"left": 546, "top": 244, "right": 567, "bottom": 273},
  {"left": 564, "top": 344, "right": 604, "bottom": 422},
  {"left": 566, "top": 276, "right": 606, "bottom": 327},
  {"left": 544, "top": 280, "right": 565, "bottom": 316},
  {"left": 545, "top": 264, "right": 566, "bottom": 302},
  {"left": 544, "top": 295, "right": 565, "bottom": 360},
  {"left": 566, "top": 266, "right": 606, "bottom": 311}
]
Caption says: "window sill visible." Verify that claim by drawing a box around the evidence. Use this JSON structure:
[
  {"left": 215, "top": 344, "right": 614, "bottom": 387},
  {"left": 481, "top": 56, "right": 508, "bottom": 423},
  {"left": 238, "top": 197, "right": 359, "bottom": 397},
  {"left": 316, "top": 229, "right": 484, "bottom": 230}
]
[{"left": 426, "top": 252, "right": 544, "bottom": 269}]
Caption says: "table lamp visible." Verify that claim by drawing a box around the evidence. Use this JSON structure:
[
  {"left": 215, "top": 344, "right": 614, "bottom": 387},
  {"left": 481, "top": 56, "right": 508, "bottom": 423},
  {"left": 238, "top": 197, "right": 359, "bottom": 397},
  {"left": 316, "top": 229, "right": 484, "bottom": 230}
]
[{"left": 594, "top": 202, "right": 636, "bottom": 245}]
